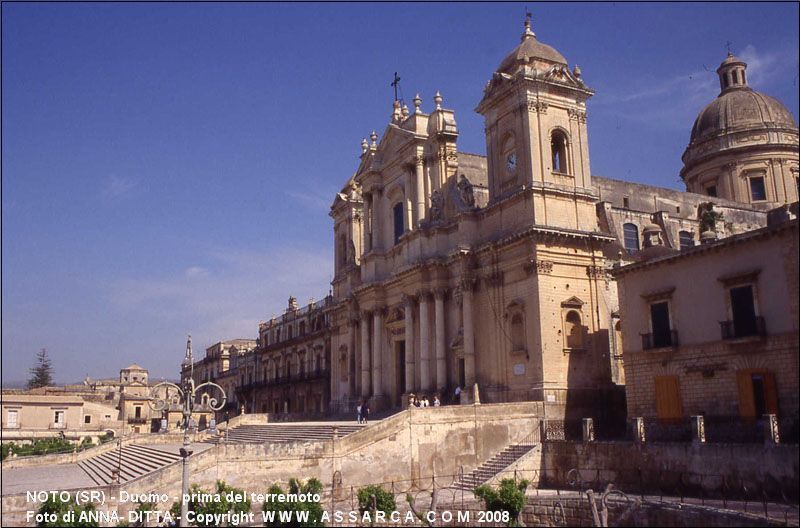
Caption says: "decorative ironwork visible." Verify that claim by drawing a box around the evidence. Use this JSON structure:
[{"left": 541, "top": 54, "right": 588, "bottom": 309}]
[{"left": 720, "top": 316, "right": 767, "bottom": 339}]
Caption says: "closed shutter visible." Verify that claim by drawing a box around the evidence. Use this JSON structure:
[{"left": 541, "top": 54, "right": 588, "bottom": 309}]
[
  {"left": 763, "top": 372, "right": 779, "bottom": 416},
  {"left": 737, "top": 370, "right": 756, "bottom": 418},
  {"left": 654, "top": 376, "right": 682, "bottom": 421}
]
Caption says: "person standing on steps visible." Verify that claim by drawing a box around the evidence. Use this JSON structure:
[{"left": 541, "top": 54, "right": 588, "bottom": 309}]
[{"left": 356, "top": 402, "right": 363, "bottom": 424}]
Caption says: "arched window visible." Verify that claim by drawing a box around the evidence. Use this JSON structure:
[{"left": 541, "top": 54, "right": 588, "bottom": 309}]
[
  {"left": 299, "top": 321, "right": 306, "bottom": 336},
  {"left": 393, "top": 202, "right": 405, "bottom": 245},
  {"left": 565, "top": 311, "right": 584, "bottom": 349},
  {"left": 275, "top": 329, "right": 281, "bottom": 342},
  {"left": 287, "top": 325, "right": 293, "bottom": 340},
  {"left": 623, "top": 223, "right": 640, "bottom": 253},
  {"left": 551, "top": 130, "right": 569, "bottom": 174},
  {"left": 510, "top": 313, "right": 525, "bottom": 351},
  {"left": 679, "top": 231, "right": 694, "bottom": 250}
]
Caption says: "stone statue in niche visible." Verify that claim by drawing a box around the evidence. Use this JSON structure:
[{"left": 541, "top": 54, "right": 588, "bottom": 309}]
[
  {"left": 457, "top": 174, "right": 476, "bottom": 208},
  {"left": 430, "top": 189, "right": 444, "bottom": 221}
]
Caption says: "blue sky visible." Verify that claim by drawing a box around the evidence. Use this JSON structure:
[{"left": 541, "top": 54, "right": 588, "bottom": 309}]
[{"left": 3, "top": 3, "right": 798, "bottom": 384}]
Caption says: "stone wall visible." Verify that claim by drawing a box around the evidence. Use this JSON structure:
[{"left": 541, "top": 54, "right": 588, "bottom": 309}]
[{"left": 540, "top": 440, "right": 799, "bottom": 499}]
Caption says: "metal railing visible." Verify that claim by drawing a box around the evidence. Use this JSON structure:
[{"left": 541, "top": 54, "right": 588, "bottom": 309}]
[
  {"left": 720, "top": 316, "right": 767, "bottom": 339},
  {"left": 641, "top": 330, "right": 679, "bottom": 350}
]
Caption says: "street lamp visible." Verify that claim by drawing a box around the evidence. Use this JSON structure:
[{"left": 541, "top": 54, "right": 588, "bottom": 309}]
[{"left": 148, "top": 335, "right": 226, "bottom": 526}]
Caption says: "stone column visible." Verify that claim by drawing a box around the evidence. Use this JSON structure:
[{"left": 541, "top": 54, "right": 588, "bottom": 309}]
[
  {"left": 434, "top": 289, "right": 447, "bottom": 392},
  {"left": 403, "top": 295, "right": 416, "bottom": 394},
  {"left": 372, "top": 309, "right": 384, "bottom": 397},
  {"left": 419, "top": 291, "right": 432, "bottom": 392},
  {"left": 414, "top": 154, "right": 426, "bottom": 226},
  {"left": 461, "top": 279, "right": 476, "bottom": 387},
  {"left": 360, "top": 312, "right": 371, "bottom": 398},
  {"left": 348, "top": 319, "right": 357, "bottom": 397}
]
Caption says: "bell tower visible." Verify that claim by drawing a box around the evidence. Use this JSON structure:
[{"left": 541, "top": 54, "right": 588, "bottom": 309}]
[{"left": 476, "top": 16, "right": 597, "bottom": 229}]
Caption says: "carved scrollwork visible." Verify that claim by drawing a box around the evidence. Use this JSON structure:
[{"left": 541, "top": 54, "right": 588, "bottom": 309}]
[
  {"left": 586, "top": 266, "right": 605, "bottom": 279},
  {"left": 527, "top": 101, "right": 549, "bottom": 114},
  {"left": 567, "top": 108, "right": 587, "bottom": 123},
  {"left": 524, "top": 259, "right": 554, "bottom": 275}
]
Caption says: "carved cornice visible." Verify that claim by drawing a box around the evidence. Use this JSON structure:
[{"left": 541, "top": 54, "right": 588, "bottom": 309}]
[{"left": 524, "top": 259, "right": 554, "bottom": 275}]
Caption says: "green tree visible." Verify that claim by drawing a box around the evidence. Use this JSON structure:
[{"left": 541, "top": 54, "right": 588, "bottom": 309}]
[
  {"left": 169, "top": 480, "right": 251, "bottom": 527},
  {"left": 36, "top": 496, "right": 98, "bottom": 527},
  {"left": 474, "top": 478, "right": 530, "bottom": 527},
  {"left": 262, "top": 477, "right": 324, "bottom": 527},
  {"left": 356, "top": 484, "right": 396, "bottom": 523},
  {"left": 28, "top": 348, "right": 54, "bottom": 389}
]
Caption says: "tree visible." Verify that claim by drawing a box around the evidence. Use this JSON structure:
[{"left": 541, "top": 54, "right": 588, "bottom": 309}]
[
  {"left": 262, "top": 478, "right": 324, "bottom": 527},
  {"left": 474, "top": 478, "right": 530, "bottom": 527},
  {"left": 356, "top": 484, "right": 396, "bottom": 525},
  {"left": 36, "top": 496, "right": 98, "bottom": 527},
  {"left": 28, "top": 348, "right": 54, "bottom": 389}
]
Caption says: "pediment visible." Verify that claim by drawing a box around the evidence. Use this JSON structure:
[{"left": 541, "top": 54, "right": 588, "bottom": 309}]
[
  {"left": 541, "top": 64, "right": 587, "bottom": 89},
  {"left": 561, "top": 296, "right": 585, "bottom": 308}
]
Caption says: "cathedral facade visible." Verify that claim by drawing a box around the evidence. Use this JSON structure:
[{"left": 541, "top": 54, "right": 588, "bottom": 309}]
[{"left": 325, "top": 18, "right": 799, "bottom": 414}]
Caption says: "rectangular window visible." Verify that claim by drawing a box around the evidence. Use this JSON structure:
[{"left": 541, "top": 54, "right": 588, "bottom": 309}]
[
  {"left": 706, "top": 185, "right": 717, "bottom": 197},
  {"left": 84, "top": 415, "right": 92, "bottom": 424},
  {"left": 7, "top": 409, "right": 18, "bottom": 427},
  {"left": 749, "top": 176, "right": 767, "bottom": 201},
  {"left": 654, "top": 376, "right": 683, "bottom": 421},
  {"left": 730, "top": 285, "right": 757, "bottom": 337},
  {"left": 53, "top": 410, "right": 65, "bottom": 427},
  {"left": 650, "top": 301, "right": 672, "bottom": 347}
]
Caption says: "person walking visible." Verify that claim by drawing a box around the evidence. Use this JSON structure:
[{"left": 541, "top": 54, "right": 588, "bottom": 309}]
[
  {"left": 454, "top": 385, "right": 462, "bottom": 403},
  {"left": 356, "top": 402, "right": 363, "bottom": 424},
  {"left": 362, "top": 401, "right": 370, "bottom": 424}
]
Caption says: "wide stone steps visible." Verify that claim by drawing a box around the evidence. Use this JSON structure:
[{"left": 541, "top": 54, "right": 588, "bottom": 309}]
[
  {"left": 450, "top": 443, "right": 537, "bottom": 491},
  {"left": 220, "top": 424, "right": 365, "bottom": 444},
  {"left": 78, "top": 444, "right": 182, "bottom": 486}
]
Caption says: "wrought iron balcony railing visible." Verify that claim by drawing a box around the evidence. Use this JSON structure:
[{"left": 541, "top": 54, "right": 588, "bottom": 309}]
[
  {"left": 720, "top": 316, "right": 766, "bottom": 340},
  {"left": 641, "top": 330, "right": 679, "bottom": 350}
]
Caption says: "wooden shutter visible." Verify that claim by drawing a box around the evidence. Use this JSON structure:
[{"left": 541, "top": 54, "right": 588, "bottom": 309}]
[
  {"left": 654, "top": 376, "right": 682, "bottom": 421},
  {"left": 737, "top": 370, "right": 756, "bottom": 418},
  {"left": 763, "top": 371, "right": 779, "bottom": 416}
]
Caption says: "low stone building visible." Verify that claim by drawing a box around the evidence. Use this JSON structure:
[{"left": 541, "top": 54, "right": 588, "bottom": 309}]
[
  {"left": 613, "top": 213, "right": 799, "bottom": 440},
  {"left": 1, "top": 394, "right": 121, "bottom": 444}
]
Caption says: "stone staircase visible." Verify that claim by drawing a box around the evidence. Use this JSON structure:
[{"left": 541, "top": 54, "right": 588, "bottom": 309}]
[
  {"left": 77, "top": 444, "right": 182, "bottom": 486},
  {"left": 450, "top": 442, "right": 537, "bottom": 491},
  {"left": 221, "top": 423, "right": 365, "bottom": 444}
]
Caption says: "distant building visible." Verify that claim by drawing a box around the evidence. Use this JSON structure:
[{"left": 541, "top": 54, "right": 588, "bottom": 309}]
[{"left": 0, "top": 363, "right": 159, "bottom": 443}]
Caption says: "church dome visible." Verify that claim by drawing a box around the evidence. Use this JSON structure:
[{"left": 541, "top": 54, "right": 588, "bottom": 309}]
[
  {"left": 497, "top": 17, "right": 567, "bottom": 74},
  {"left": 687, "top": 54, "right": 797, "bottom": 146},
  {"left": 689, "top": 88, "right": 797, "bottom": 144}
]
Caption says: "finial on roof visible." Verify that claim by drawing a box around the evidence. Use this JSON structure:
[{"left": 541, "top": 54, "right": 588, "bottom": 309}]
[
  {"left": 401, "top": 103, "right": 409, "bottom": 118},
  {"left": 413, "top": 93, "right": 422, "bottom": 113},
  {"left": 434, "top": 91, "right": 443, "bottom": 110},
  {"left": 522, "top": 10, "right": 536, "bottom": 41},
  {"left": 573, "top": 64, "right": 582, "bottom": 78},
  {"left": 370, "top": 130, "right": 378, "bottom": 146},
  {"left": 361, "top": 138, "right": 369, "bottom": 154}
]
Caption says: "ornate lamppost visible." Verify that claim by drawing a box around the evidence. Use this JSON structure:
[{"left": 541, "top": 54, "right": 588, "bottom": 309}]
[{"left": 148, "top": 335, "right": 226, "bottom": 526}]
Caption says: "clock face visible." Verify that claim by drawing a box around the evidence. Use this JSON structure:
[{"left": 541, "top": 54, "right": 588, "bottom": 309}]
[{"left": 506, "top": 152, "right": 517, "bottom": 174}]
